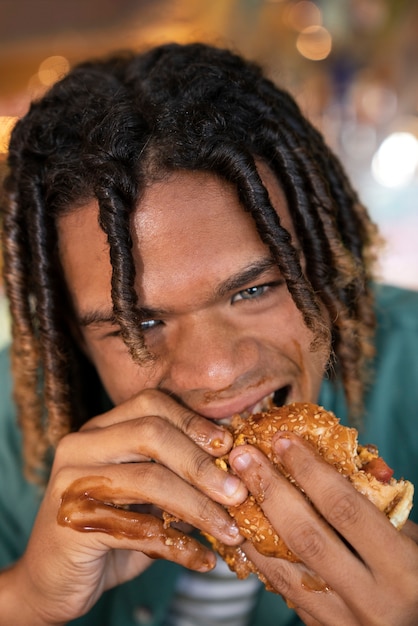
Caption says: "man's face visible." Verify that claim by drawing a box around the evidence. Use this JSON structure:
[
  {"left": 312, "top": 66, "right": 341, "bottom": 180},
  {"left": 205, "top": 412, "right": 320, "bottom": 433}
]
[{"left": 57, "top": 166, "right": 330, "bottom": 422}]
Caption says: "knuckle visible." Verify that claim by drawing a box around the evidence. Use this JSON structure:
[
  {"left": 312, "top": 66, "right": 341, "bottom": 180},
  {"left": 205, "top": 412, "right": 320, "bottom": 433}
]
[
  {"left": 131, "top": 460, "right": 165, "bottom": 493},
  {"left": 137, "top": 413, "right": 164, "bottom": 437},
  {"left": 325, "top": 488, "right": 361, "bottom": 529},
  {"left": 134, "top": 414, "right": 173, "bottom": 453},
  {"left": 292, "top": 452, "right": 316, "bottom": 485},
  {"left": 288, "top": 522, "right": 326, "bottom": 561},
  {"left": 265, "top": 564, "right": 293, "bottom": 598},
  {"left": 245, "top": 544, "right": 293, "bottom": 597},
  {"left": 248, "top": 456, "right": 283, "bottom": 502},
  {"left": 195, "top": 493, "right": 216, "bottom": 519},
  {"left": 259, "top": 471, "right": 278, "bottom": 500},
  {"left": 192, "top": 492, "right": 229, "bottom": 532},
  {"left": 179, "top": 409, "right": 202, "bottom": 434},
  {"left": 49, "top": 465, "right": 81, "bottom": 503},
  {"left": 189, "top": 450, "right": 216, "bottom": 482},
  {"left": 140, "top": 387, "right": 164, "bottom": 404},
  {"left": 134, "top": 388, "right": 165, "bottom": 414},
  {"left": 178, "top": 409, "right": 219, "bottom": 442},
  {"left": 53, "top": 431, "right": 79, "bottom": 466}
]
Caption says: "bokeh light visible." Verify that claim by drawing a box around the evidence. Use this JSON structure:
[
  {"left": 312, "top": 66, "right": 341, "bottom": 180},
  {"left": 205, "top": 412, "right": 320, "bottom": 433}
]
[
  {"left": 0, "top": 116, "right": 18, "bottom": 153},
  {"left": 296, "top": 25, "right": 332, "bottom": 61},
  {"left": 284, "top": 1, "right": 322, "bottom": 32},
  {"left": 359, "top": 83, "right": 398, "bottom": 125},
  {"left": 341, "top": 122, "right": 377, "bottom": 161},
  {"left": 38, "top": 55, "right": 70, "bottom": 87},
  {"left": 371, "top": 132, "right": 418, "bottom": 188}
]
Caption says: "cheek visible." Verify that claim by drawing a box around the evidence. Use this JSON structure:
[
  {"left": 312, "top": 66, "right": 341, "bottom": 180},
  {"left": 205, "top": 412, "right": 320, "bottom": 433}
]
[
  {"left": 86, "top": 341, "right": 155, "bottom": 405},
  {"left": 296, "top": 329, "right": 331, "bottom": 401},
  {"left": 277, "top": 296, "right": 331, "bottom": 388}
]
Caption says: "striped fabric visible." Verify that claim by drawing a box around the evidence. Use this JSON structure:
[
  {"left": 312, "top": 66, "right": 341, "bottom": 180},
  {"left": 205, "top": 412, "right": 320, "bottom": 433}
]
[{"left": 164, "top": 556, "right": 261, "bottom": 626}]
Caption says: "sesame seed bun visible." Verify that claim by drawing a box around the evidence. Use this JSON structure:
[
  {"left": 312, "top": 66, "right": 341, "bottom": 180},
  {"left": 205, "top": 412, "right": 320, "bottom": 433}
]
[{"left": 207, "top": 402, "right": 414, "bottom": 582}]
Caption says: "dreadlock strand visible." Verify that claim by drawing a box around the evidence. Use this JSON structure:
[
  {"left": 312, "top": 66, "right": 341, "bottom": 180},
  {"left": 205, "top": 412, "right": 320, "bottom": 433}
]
[
  {"left": 204, "top": 142, "right": 330, "bottom": 349},
  {"left": 2, "top": 183, "right": 47, "bottom": 480},
  {"left": 97, "top": 189, "right": 150, "bottom": 364},
  {"left": 251, "top": 115, "right": 372, "bottom": 414},
  {"left": 26, "top": 174, "right": 73, "bottom": 449}
]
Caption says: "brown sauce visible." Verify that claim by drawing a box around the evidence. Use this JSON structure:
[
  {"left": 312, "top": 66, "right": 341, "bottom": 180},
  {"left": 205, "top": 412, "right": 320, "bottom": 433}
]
[
  {"left": 58, "top": 476, "right": 167, "bottom": 540},
  {"left": 56, "top": 475, "right": 213, "bottom": 569},
  {"left": 301, "top": 571, "right": 331, "bottom": 593}
]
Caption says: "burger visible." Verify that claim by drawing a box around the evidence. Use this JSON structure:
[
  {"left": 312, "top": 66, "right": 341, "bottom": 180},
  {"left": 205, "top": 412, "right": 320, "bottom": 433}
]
[{"left": 207, "top": 402, "right": 414, "bottom": 583}]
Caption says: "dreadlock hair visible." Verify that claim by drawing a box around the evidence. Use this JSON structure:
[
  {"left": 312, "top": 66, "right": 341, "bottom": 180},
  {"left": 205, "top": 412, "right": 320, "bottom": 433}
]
[{"left": 1, "top": 42, "right": 378, "bottom": 481}]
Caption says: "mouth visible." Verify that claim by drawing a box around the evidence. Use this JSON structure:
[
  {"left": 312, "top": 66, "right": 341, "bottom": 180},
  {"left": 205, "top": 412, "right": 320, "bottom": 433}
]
[
  {"left": 272, "top": 385, "right": 291, "bottom": 407},
  {"left": 218, "top": 385, "right": 291, "bottom": 426}
]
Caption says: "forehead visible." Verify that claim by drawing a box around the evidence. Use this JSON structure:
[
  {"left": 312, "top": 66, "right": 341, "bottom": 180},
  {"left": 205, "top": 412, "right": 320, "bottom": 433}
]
[
  {"left": 133, "top": 167, "right": 291, "bottom": 284},
  {"left": 135, "top": 164, "right": 291, "bottom": 236},
  {"left": 56, "top": 166, "right": 294, "bottom": 315}
]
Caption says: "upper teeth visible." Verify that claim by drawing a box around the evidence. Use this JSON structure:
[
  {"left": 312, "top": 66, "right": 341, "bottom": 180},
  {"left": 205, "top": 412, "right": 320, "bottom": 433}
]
[
  {"left": 255, "top": 392, "right": 275, "bottom": 413},
  {"left": 219, "top": 392, "right": 275, "bottom": 426}
]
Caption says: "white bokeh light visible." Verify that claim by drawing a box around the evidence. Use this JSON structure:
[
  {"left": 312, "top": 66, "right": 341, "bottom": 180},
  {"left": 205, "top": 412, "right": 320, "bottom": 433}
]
[{"left": 371, "top": 132, "right": 418, "bottom": 188}]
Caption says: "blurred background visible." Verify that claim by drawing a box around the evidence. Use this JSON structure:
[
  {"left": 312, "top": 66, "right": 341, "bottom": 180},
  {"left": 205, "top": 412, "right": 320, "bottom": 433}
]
[{"left": 1, "top": 0, "right": 417, "bottom": 347}]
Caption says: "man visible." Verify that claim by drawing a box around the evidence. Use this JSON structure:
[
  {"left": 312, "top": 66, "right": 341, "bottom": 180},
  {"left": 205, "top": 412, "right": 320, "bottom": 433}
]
[{"left": 1, "top": 42, "right": 417, "bottom": 625}]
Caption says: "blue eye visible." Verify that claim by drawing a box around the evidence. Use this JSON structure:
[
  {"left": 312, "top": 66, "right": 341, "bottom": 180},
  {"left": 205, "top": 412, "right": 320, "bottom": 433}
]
[
  {"left": 140, "top": 319, "right": 161, "bottom": 332},
  {"left": 231, "top": 285, "right": 269, "bottom": 303}
]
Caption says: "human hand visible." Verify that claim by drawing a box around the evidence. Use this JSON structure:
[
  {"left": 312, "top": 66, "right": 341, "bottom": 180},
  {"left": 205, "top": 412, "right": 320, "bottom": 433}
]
[
  {"left": 229, "top": 433, "right": 418, "bottom": 626},
  {"left": 8, "top": 389, "right": 246, "bottom": 625}
]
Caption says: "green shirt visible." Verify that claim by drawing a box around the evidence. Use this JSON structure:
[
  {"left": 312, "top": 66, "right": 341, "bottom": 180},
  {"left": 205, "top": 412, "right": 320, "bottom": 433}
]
[{"left": 1, "top": 284, "right": 417, "bottom": 626}]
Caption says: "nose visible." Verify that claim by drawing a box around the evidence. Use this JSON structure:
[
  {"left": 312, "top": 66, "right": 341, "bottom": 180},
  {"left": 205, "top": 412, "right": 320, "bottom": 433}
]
[{"left": 160, "top": 313, "right": 259, "bottom": 397}]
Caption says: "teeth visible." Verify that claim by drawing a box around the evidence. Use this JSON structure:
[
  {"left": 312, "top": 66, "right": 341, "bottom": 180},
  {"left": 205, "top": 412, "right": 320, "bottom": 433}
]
[
  {"left": 252, "top": 392, "right": 275, "bottom": 414},
  {"left": 219, "top": 392, "right": 275, "bottom": 426}
]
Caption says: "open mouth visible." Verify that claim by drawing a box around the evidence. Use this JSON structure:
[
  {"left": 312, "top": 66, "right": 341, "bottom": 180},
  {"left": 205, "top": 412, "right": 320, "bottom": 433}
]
[
  {"left": 273, "top": 385, "right": 290, "bottom": 408},
  {"left": 247, "top": 385, "right": 290, "bottom": 416},
  {"left": 221, "top": 385, "right": 291, "bottom": 425}
]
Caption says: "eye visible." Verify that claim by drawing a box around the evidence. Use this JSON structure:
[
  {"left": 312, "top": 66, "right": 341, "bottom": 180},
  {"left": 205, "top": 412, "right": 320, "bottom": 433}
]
[
  {"left": 139, "top": 319, "right": 162, "bottom": 332},
  {"left": 106, "top": 329, "right": 122, "bottom": 338},
  {"left": 231, "top": 283, "right": 274, "bottom": 303},
  {"left": 102, "top": 319, "right": 162, "bottom": 339}
]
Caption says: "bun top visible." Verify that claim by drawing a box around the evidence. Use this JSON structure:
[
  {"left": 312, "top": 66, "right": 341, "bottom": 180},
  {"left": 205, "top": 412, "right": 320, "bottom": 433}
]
[
  {"left": 232, "top": 402, "right": 359, "bottom": 476},
  {"left": 208, "top": 401, "right": 413, "bottom": 577}
]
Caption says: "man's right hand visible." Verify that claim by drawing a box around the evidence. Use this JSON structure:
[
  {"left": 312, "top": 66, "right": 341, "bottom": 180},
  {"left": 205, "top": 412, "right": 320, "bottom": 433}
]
[{"left": 1, "top": 389, "right": 246, "bottom": 625}]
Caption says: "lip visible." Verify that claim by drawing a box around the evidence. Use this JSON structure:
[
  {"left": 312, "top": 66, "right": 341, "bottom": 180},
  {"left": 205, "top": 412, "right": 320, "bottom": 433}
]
[{"left": 196, "top": 384, "right": 291, "bottom": 422}]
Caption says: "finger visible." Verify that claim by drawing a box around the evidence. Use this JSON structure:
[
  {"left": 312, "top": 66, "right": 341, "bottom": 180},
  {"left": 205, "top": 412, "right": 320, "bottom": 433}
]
[
  {"left": 402, "top": 520, "right": 418, "bottom": 544},
  {"left": 272, "top": 433, "right": 414, "bottom": 572},
  {"left": 82, "top": 388, "right": 233, "bottom": 456},
  {"left": 55, "top": 418, "right": 247, "bottom": 507},
  {"left": 295, "top": 607, "right": 349, "bottom": 626},
  {"left": 230, "top": 441, "right": 418, "bottom": 626},
  {"left": 229, "top": 444, "right": 370, "bottom": 595},
  {"left": 242, "top": 542, "right": 358, "bottom": 626},
  {"left": 59, "top": 490, "right": 216, "bottom": 574},
  {"left": 56, "top": 465, "right": 242, "bottom": 546}
]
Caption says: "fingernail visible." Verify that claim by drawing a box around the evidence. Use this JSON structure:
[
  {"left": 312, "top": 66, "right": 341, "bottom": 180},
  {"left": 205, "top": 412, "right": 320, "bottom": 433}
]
[
  {"left": 273, "top": 434, "right": 292, "bottom": 457},
  {"left": 227, "top": 522, "right": 240, "bottom": 537},
  {"left": 231, "top": 450, "right": 252, "bottom": 471},
  {"left": 210, "top": 429, "right": 233, "bottom": 450},
  {"left": 223, "top": 474, "right": 243, "bottom": 497},
  {"left": 197, "top": 552, "right": 216, "bottom": 572}
]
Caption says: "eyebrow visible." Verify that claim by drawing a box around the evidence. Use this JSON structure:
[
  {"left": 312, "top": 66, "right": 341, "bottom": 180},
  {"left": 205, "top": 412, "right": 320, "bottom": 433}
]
[
  {"left": 78, "top": 309, "right": 117, "bottom": 328},
  {"left": 215, "top": 257, "right": 280, "bottom": 297},
  {"left": 78, "top": 256, "right": 280, "bottom": 328}
]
